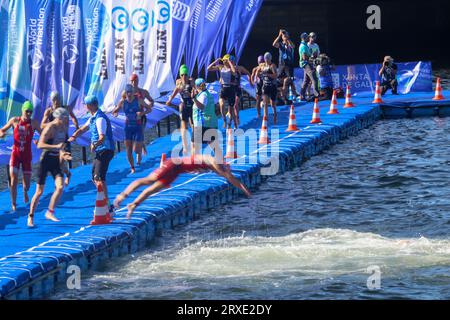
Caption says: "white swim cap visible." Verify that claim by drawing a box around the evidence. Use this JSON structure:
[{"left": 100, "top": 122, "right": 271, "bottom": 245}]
[{"left": 53, "top": 107, "right": 69, "bottom": 120}]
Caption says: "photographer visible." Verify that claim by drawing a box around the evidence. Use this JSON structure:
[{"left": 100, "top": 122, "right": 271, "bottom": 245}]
[
  {"left": 299, "top": 32, "right": 319, "bottom": 101},
  {"left": 273, "top": 29, "right": 298, "bottom": 103},
  {"left": 316, "top": 53, "right": 336, "bottom": 100},
  {"left": 379, "top": 56, "right": 398, "bottom": 95}
]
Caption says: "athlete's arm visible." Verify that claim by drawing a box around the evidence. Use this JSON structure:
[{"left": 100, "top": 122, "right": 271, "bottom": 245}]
[
  {"left": 40, "top": 109, "right": 51, "bottom": 129},
  {"left": 207, "top": 59, "right": 222, "bottom": 72},
  {"left": 0, "top": 118, "right": 16, "bottom": 138},
  {"left": 269, "top": 64, "right": 278, "bottom": 79},
  {"left": 112, "top": 100, "right": 124, "bottom": 117},
  {"left": 166, "top": 80, "right": 182, "bottom": 106},
  {"left": 68, "top": 121, "right": 89, "bottom": 142},
  {"left": 229, "top": 60, "right": 237, "bottom": 74},
  {"left": 273, "top": 30, "right": 282, "bottom": 48},
  {"left": 209, "top": 162, "right": 251, "bottom": 197},
  {"left": 31, "top": 119, "right": 42, "bottom": 135},
  {"left": 69, "top": 108, "right": 79, "bottom": 129}
]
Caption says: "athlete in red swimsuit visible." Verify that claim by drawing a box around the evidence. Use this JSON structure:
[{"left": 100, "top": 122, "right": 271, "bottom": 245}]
[
  {"left": 0, "top": 101, "right": 41, "bottom": 211},
  {"left": 114, "top": 155, "right": 251, "bottom": 218}
]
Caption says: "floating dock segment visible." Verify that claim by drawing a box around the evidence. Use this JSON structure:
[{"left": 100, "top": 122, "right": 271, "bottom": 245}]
[{"left": 0, "top": 90, "right": 449, "bottom": 299}]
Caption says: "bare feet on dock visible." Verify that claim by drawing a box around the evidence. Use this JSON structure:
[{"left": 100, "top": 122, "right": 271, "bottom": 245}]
[
  {"left": 126, "top": 203, "right": 137, "bottom": 219},
  {"left": 113, "top": 194, "right": 125, "bottom": 208},
  {"left": 11, "top": 203, "right": 17, "bottom": 212},
  {"left": 130, "top": 167, "right": 136, "bottom": 174},
  {"left": 27, "top": 216, "right": 34, "bottom": 228},
  {"left": 45, "top": 211, "right": 60, "bottom": 222}
]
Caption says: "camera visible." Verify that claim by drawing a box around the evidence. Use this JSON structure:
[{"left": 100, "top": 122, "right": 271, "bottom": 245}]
[{"left": 312, "top": 53, "right": 330, "bottom": 67}]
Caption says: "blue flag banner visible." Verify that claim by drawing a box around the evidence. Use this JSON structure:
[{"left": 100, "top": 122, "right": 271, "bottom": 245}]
[
  {"left": 0, "top": 0, "right": 262, "bottom": 128},
  {"left": 294, "top": 61, "right": 433, "bottom": 95},
  {"left": 184, "top": 0, "right": 206, "bottom": 74},
  {"left": 170, "top": 0, "right": 199, "bottom": 78},
  {"left": 196, "top": 0, "right": 233, "bottom": 73},
  {"left": 233, "top": 0, "right": 263, "bottom": 61}
]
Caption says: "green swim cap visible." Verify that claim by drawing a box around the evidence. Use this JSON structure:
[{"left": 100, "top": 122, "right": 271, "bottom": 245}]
[
  {"left": 179, "top": 64, "right": 189, "bottom": 76},
  {"left": 22, "top": 101, "right": 33, "bottom": 113}
]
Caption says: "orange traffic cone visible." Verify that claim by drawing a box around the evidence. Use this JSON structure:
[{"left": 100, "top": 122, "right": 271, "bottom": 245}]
[
  {"left": 344, "top": 85, "right": 355, "bottom": 108},
  {"left": 160, "top": 153, "right": 167, "bottom": 168},
  {"left": 258, "top": 116, "right": 270, "bottom": 145},
  {"left": 372, "top": 81, "right": 384, "bottom": 104},
  {"left": 225, "top": 129, "right": 238, "bottom": 159},
  {"left": 433, "top": 78, "right": 445, "bottom": 101},
  {"left": 327, "top": 90, "right": 339, "bottom": 114},
  {"left": 286, "top": 104, "right": 299, "bottom": 131},
  {"left": 310, "top": 99, "right": 322, "bottom": 124},
  {"left": 90, "top": 184, "right": 112, "bottom": 225}
]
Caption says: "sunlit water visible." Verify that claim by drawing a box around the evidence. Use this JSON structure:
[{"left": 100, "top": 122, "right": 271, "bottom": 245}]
[{"left": 53, "top": 117, "right": 450, "bottom": 300}]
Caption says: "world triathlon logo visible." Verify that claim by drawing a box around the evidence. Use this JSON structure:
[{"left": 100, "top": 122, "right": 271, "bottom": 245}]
[{"left": 111, "top": 1, "right": 190, "bottom": 32}]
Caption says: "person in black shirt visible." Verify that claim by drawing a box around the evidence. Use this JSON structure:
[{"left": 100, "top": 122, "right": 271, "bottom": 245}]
[
  {"left": 378, "top": 56, "right": 398, "bottom": 95},
  {"left": 273, "top": 29, "right": 298, "bottom": 103}
]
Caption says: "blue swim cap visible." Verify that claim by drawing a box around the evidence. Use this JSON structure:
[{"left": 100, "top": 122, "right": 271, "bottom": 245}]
[
  {"left": 228, "top": 55, "right": 236, "bottom": 62},
  {"left": 195, "top": 78, "right": 205, "bottom": 87},
  {"left": 84, "top": 95, "right": 98, "bottom": 105},
  {"left": 125, "top": 84, "right": 134, "bottom": 93}
]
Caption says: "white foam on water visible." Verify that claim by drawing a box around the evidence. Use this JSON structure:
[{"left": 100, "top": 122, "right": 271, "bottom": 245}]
[{"left": 103, "top": 229, "right": 450, "bottom": 279}]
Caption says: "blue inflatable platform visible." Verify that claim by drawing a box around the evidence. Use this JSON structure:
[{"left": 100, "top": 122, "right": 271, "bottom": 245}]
[{"left": 0, "top": 90, "right": 449, "bottom": 299}]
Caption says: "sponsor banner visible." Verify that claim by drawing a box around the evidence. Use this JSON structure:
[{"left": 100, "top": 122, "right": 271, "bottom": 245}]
[
  {"left": 0, "top": 0, "right": 262, "bottom": 127},
  {"left": 170, "top": 0, "right": 199, "bottom": 78},
  {"left": 294, "top": 61, "right": 433, "bottom": 95}
]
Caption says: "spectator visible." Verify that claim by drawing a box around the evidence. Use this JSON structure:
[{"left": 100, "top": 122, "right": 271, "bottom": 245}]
[
  {"left": 299, "top": 33, "right": 319, "bottom": 101},
  {"left": 273, "top": 29, "right": 298, "bottom": 103}
]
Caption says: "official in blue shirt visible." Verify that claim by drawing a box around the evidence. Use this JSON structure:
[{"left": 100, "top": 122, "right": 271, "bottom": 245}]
[{"left": 69, "top": 95, "right": 115, "bottom": 208}]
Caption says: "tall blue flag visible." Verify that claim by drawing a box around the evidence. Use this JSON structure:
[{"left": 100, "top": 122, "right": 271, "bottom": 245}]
[
  {"left": 196, "top": 0, "right": 233, "bottom": 73},
  {"left": 170, "top": 0, "right": 200, "bottom": 78},
  {"left": 184, "top": 0, "right": 206, "bottom": 74},
  {"left": 229, "top": 0, "right": 263, "bottom": 61},
  {"left": 60, "top": 0, "right": 87, "bottom": 114}
]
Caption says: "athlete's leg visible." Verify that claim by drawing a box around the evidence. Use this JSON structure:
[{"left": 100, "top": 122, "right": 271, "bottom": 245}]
[
  {"left": 9, "top": 166, "right": 18, "bottom": 211},
  {"left": 127, "top": 181, "right": 167, "bottom": 218},
  {"left": 114, "top": 174, "right": 157, "bottom": 208},
  {"left": 219, "top": 98, "right": 227, "bottom": 128},
  {"left": 45, "top": 176, "right": 64, "bottom": 222},
  {"left": 125, "top": 140, "right": 135, "bottom": 173},
  {"left": 134, "top": 141, "right": 143, "bottom": 166},
  {"left": 28, "top": 184, "right": 45, "bottom": 227}
]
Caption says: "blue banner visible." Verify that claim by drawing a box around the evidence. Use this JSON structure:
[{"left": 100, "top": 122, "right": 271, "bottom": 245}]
[
  {"left": 196, "top": 0, "right": 233, "bottom": 73},
  {"left": 0, "top": 1, "right": 8, "bottom": 125},
  {"left": 294, "top": 61, "right": 433, "bottom": 95},
  {"left": 60, "top": 1, "right": 87, "bottom": 113},
  {"left": 233, "top": 0, "right": 263, "bottom": 61},
  {"left": 82, "top": 0, "right": 108, "bottom": 110},
  {"left": 170, "top": 0, "right": 200, "bottom": 78},
  {"left": 184, "top": 0, "right": 206, "bottom": 74},
  {"left": 0, "top": 0, "right": 262, "bottom": 127}
]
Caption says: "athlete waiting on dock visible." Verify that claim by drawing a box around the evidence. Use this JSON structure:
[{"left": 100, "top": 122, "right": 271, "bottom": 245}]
[{"left": 0, "top": 102, "right": 41, "bottom": 212}]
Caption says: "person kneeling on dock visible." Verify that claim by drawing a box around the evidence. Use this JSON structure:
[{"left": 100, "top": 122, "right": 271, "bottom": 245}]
[
  {"left": 113, "top": 155, "right": 251, "bottom": 219},
  {"left": 379, "top": 56, "right": 398, "bottom": 95}
]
